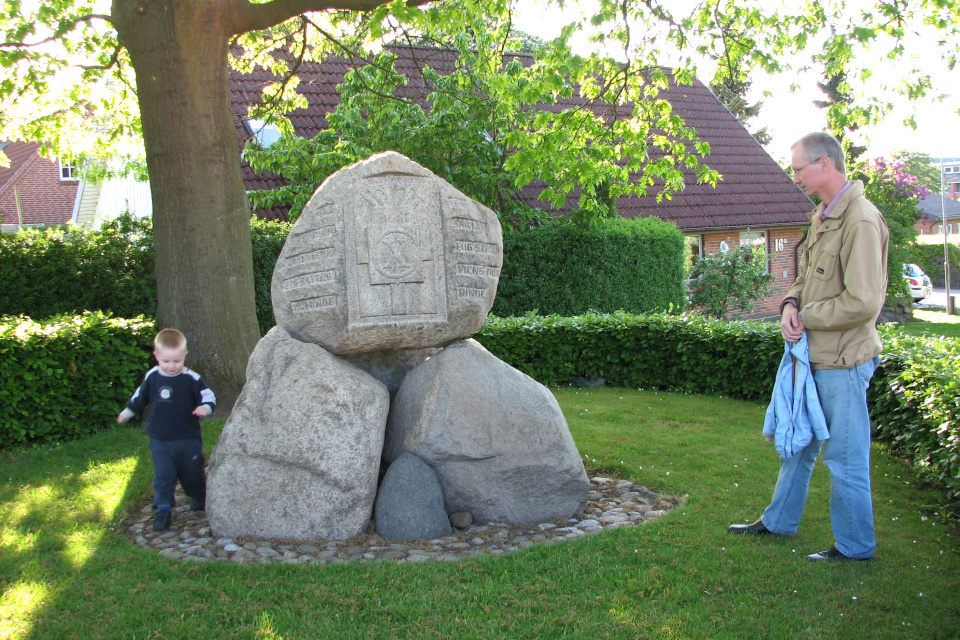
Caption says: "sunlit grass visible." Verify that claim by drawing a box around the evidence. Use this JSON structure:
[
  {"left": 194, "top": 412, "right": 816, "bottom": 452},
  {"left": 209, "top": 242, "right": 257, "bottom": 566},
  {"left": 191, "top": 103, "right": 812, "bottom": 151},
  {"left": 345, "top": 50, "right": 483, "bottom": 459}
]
[
  {"left": 0, "top": 581, "right": 52, "bottom": 640},
  {"left": 904, "top": 308, "right": 960, "bottom": 338},
  {"left": 0, "top": 398, "right": 958, "bottom": 639}
]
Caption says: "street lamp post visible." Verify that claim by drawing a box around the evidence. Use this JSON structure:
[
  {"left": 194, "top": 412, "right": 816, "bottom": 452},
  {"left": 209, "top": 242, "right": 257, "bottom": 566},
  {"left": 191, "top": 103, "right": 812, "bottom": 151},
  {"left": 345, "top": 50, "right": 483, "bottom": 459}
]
[{"left": 942, "top": 158, "right": 955, "bottom": 314}]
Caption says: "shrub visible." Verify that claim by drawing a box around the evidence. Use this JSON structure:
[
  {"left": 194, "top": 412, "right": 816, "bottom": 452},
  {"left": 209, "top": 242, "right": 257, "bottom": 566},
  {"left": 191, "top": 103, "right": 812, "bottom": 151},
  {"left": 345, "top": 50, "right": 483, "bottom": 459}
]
[
  {"left": 0, "top": 312, "right": 155, "bottom": 447},
  {"left": 906, "top": 241, "right": 960, "bottom": 289},
  {"left": 250, "top": 219, "right": 291, "bottom": 335},
  {"left": 476, "top": 311, "right": 783, "bottom": 401},
  {"left": 869, "top": 327, "right": 960, "bottom": 501},
  {"left": 0, "top": 216, "right": 291, "bottom": 336},
  {"left": 0, "top": 214, "right": 156, "bottom": 319},
  {"left": 687, "top": 246, "right": 773, "bottom": 319},
  {"left": 492, "top": 218, "right": 687, "bottom": 317}
]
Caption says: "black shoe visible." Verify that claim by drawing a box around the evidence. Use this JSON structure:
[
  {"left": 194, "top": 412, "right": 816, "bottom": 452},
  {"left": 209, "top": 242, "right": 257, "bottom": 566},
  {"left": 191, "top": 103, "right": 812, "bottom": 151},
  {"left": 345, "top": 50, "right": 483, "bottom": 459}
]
[
  {"left": 806, "top": 544, "right": 870, "bottom": 562},
  {"left": 153, "top": 509, "right": 172, "bottom": 531},
  {"left": 189, "top": 496, "right": 205, "bottom": 512},
  {"left": 727, "top": 518, "right": 773, "bottom": 534}
]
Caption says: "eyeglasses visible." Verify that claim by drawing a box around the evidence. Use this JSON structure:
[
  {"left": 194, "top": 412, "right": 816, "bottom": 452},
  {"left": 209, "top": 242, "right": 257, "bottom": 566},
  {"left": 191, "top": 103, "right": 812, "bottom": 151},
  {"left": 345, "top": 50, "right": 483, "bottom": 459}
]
[{"left": 790, "top": 156, "right": 825, "bottom": 178}]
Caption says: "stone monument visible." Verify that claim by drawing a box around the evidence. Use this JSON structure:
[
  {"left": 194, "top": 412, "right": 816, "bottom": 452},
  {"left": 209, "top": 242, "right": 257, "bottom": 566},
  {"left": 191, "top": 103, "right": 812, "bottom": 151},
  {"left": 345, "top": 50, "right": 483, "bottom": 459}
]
[{"left": 207, "top": 151, "right": 588, "bottom": 541}]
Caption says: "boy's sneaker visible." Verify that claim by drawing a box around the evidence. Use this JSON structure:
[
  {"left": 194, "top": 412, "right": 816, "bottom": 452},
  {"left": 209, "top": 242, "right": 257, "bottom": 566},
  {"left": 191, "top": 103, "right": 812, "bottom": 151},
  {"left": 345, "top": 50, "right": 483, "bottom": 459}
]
[
  {"left": 153, "top": 509, "right": 172, "bottom": 531},
  {"left": 189, "top": 496, "right": 205, "bottom": 512}
]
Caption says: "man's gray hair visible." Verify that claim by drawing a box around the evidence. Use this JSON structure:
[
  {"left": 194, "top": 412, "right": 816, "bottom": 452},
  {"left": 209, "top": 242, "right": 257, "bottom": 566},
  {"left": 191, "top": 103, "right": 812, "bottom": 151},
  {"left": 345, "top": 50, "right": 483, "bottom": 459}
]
[{"left": 791, "top": 132, "right": 846, "bottom": 174}]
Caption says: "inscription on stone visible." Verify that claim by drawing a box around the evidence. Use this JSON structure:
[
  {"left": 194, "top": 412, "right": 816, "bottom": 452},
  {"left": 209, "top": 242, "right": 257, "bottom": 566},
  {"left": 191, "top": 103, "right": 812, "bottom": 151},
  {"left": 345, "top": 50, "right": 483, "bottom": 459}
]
[
  {"left": 291, "top": 296, "right": 339, "bottom": 314},
  {"left": 346, "top": 177, "right": 447, "bottom": 328},
  {"left": 452, "top": 218, "right": 488, "bottom": 233},
  {"left": 455, "top": 264, "right": 500, "bottom": 278},
  {"left": 271, "top": 151, "right": 501, "bottom": 353},
  {"left": 457, "top": 287, "right": 487, "bottom": 300},
  {"left": 454, "top": 241, "right": 498, "bottom": 255},
  {"left": 281, "top": 270, "right": 337, "bottom": 292},
  {"left": 294, "top": 225, "right": 338, "bottom": 245},
  {"left": 285, "top": 247, "right": 336, "bottom": 267}
]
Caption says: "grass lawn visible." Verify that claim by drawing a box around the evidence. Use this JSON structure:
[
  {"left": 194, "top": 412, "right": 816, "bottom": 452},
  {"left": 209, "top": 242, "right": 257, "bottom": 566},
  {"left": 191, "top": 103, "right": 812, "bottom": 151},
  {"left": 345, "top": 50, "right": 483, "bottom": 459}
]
[
  {"left": 903, "top": 308, "right": 960, "bottom": 339},
  {"left": 2, "top": 388, "right": 959, "bottom": 639}
]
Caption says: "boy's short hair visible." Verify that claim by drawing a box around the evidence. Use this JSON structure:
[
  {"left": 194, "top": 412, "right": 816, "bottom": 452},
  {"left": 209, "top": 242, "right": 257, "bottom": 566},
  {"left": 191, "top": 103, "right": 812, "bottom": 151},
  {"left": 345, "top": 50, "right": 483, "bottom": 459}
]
[{"left": 154, "top": 328, "right": 187, "bottom": 352}]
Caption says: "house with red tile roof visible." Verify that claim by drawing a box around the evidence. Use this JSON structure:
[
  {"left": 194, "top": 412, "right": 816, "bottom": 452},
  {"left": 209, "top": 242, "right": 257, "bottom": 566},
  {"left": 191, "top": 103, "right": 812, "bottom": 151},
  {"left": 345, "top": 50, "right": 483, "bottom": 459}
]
[
  {"left": 230, "top": 46, "right": 814, "bottom": 318},
  {"left": 0, "top": 141, "right": 83, "bottom": 231}
]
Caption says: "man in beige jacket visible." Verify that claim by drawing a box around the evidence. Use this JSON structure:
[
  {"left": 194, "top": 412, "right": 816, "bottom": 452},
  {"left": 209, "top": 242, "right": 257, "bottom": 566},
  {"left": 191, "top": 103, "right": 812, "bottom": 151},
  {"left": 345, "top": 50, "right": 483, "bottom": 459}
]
[{"left": 728, "top": 132, "right": 889, "bottom": 561}]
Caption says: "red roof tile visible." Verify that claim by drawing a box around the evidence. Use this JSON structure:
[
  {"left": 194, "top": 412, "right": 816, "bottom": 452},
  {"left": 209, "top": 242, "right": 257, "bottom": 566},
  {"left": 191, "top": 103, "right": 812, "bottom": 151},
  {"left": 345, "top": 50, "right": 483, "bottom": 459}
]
[{"left": 0, "top": 141, "right": 43, "bottom": 195}]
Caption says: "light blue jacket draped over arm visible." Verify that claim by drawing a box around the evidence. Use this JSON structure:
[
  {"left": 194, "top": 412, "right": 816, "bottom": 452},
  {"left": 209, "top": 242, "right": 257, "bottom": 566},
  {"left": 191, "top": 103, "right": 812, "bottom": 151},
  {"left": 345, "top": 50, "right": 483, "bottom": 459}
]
[{"left": 762, "top": 332, "right": 829, "bottom": 458}]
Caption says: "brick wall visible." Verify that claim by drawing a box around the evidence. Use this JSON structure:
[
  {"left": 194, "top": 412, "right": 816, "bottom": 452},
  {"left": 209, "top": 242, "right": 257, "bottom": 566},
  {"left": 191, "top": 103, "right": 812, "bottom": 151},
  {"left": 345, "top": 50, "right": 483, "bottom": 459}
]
[
  {"left": 698, "top": 226, "right": 806, "bottom": 319},
  {"left": 0, "top": 154, "right": 78, "bottom": 227}
]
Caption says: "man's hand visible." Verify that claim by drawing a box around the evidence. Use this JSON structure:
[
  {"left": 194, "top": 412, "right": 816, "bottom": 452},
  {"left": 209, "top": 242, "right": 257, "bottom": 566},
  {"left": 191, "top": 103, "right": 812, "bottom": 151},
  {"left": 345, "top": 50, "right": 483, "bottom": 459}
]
[
  {"left": 781, "top": 304, "right": 804, "bottom": 342},
  {"left": 117, "top": 413, "right": 129, "bottom": 424},
  {"left": 193, "top": 406, "right": 211, "bottom": 417}
]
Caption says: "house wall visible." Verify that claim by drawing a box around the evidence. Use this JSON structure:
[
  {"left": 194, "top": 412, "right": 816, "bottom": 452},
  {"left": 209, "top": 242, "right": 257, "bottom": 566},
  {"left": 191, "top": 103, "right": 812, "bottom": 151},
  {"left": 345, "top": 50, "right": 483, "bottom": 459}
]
[
  {"left": 699, "top": 226, "right": 806, "bottom": 319},
  {"left": 0, "top": 154, "right": 78, "bottom": 227}
]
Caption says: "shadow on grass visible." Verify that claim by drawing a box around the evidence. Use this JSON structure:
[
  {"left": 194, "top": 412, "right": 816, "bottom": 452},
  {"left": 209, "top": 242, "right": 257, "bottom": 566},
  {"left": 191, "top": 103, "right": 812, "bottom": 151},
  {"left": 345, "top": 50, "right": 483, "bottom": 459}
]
[{"left": 0, "top": 425, "right": 149, "bottom": 639}]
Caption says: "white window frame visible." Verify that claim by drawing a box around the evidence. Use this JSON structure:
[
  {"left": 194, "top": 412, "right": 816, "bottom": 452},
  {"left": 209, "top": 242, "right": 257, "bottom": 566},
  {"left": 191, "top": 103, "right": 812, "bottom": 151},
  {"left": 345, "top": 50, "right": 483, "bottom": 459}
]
[
  {"left": 59, "top": 161, "right": 78, "bottom": 181},
  {"left": 739, "top": 230, "right": 769, "bottom": 273}
]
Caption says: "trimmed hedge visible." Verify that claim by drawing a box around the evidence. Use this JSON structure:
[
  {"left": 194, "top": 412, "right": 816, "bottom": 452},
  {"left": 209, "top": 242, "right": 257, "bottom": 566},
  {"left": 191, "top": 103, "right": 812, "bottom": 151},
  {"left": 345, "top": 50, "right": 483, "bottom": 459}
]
[
  {"left": 491, "top": 218, "right": 687, "bottom": 317},
  {"left": 0, "top": 312, "right": 155, "bottom": 447},
  {"left": 250, "top": 219, "right": 291, "bottom": 335},
  {"left": 4, "top": 308, "right": 957, "bottom": 508},
  {"left": 2, "top": 217, "right": 685, "bottom": 333},
  {"left": 869, "top": 327, "right": 960, "bottom": 501},
  {"left": 476, "top": 312, "right": 782, "bottom": 401},
  {"left": 907, "top": 241, "right": 960, "bottom": 288},
  {"left": 0, "top": 217, "right": 290, "bottom": 336},
  {"left": 0, "top": 215, "right": 156, "bottom": 320}
]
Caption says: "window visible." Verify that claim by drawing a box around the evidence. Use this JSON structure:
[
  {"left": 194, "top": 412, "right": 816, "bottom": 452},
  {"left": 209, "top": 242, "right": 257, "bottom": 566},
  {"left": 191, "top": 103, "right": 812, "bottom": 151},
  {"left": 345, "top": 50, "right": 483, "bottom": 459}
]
[
  {"left": 684, "top": 235, "right": 703, "bottom": 268},
  {"left": 59, "top": 161, "right": 78, "bottom": 181},
  {"left": 246, "top": 118, "right": 281, "bottom": 147},
  {"left": 739, "top": 230, "right": 769, "bottom": 273}
]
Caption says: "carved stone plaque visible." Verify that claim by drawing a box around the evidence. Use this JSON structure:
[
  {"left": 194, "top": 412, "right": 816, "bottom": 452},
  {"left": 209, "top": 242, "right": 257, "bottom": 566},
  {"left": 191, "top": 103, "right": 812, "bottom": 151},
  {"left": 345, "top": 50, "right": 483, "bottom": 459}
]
[{"left": 272, "top": 152, "right": 503, "bottom": 354}]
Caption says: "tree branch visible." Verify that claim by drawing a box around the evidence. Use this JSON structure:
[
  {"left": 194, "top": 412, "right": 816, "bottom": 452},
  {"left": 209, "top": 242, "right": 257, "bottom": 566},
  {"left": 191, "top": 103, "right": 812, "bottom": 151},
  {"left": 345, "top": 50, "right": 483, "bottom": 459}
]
[
  {"left": 77, "top": 44, "right": 122, "bottom": 71},
  {"left": 232, "top": 0, "right": 434, "bottom": 37},
  {"left": 0, "top": 14, "right": 112, "bottom": 49}
]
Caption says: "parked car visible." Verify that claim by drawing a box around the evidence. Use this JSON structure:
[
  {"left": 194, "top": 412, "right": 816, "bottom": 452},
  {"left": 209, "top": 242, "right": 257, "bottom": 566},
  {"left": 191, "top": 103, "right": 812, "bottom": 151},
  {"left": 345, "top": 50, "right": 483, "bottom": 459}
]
[{"left": 904, "top": 263, "right": 933, "bottom": 302}]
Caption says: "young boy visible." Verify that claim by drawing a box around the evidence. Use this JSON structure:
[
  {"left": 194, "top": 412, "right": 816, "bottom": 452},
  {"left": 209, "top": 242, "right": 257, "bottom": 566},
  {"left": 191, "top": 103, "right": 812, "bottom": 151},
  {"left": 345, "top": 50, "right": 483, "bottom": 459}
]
[{"left": 118, "top": 329, "right": 216, "bottom": 531}]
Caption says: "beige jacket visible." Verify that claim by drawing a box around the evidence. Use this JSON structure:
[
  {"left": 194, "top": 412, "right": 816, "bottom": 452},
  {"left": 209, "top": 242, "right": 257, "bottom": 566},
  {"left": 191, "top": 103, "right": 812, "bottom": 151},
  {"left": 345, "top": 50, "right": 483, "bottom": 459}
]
[{"left": 785, "top": 181, "right": 890, "bottom": 369}]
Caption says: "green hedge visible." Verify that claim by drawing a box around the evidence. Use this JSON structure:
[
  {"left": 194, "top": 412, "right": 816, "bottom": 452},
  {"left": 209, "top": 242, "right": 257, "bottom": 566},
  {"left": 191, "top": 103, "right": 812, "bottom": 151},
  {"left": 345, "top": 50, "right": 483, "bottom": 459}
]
[
  {"left": 0, "top": 216, "right": 290, "bottom": 336},
  {"left": 907, "top": 241, "right": 960, "bottom": 288},
  {"left": 250, "top": 219, "right": 291, "bottom": 335},
  {"left": 476, "top": 312, "right": 783, "bottom": 400},
  {"left": 869, "top": 327, "right": 960, "bottom": 501},
  {"left": 5, "top": 309, "right": 958, "bottom": 508},
  {"left": 0, "top": 312, "right": 155, "bottom": 447},
  {"left": 491, "top": 218, "right": 687, "bottom": 317},
  {"left": 0, "top": 215, "right": 156, "bottom": 320}
]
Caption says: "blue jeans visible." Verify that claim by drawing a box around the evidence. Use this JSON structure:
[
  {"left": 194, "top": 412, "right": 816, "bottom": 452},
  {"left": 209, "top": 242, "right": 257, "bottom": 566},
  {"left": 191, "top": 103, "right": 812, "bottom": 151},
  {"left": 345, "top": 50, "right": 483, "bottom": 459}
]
[{"left": 761, "top": 356, "right": 879, "bottom": 559}]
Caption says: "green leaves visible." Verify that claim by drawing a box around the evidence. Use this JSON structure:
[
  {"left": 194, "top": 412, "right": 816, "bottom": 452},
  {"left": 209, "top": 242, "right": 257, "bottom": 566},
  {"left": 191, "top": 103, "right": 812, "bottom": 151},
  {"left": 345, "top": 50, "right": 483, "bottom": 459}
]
[
  {"left": 493, "top": 217, "right": 687, "bottom": 317},
  {"left": 687, "top": 245, "right": 774, "bottom": 319},
  {"left": 0, "top": 214, "right": 156, "bottom": 321},
  {"left": 870, "top": 327, "right": 960, "bottom": 500},
  {"left": 0, "top": 311, "right": 155, "bottom": 447},
  {"left": 476, "top": 311, "right": 783, "bottom": 401}
]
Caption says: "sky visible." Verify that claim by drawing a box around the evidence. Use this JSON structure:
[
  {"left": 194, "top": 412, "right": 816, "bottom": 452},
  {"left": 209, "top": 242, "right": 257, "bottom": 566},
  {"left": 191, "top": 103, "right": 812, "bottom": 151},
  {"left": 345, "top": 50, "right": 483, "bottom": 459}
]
[{"left": 511, "top": 0, "right": 960, "bottom": 164}]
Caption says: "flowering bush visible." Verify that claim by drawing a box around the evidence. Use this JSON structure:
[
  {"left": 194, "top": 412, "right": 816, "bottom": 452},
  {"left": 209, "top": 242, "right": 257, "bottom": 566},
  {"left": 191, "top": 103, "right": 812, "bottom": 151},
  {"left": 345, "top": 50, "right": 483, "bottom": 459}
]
[
  {"left": 857, "top": 157, "right": 931, "bottom": 302},
  {"left": 861, "top": 157, "right": 934, "bottom": 209}
]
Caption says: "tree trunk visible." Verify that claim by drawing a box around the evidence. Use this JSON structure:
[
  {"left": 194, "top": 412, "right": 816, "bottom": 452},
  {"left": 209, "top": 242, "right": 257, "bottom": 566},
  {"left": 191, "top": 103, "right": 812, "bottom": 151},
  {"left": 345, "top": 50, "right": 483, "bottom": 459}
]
[{"left": 113, "top": 0, "right": 260, "bottom": 412}]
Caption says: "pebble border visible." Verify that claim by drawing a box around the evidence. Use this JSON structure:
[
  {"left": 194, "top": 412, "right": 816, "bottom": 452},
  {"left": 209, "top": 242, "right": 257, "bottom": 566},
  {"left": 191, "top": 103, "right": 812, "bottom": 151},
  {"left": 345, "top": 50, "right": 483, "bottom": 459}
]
[{"left": 123, "top": 475, "right": 679, "bottom": 565}]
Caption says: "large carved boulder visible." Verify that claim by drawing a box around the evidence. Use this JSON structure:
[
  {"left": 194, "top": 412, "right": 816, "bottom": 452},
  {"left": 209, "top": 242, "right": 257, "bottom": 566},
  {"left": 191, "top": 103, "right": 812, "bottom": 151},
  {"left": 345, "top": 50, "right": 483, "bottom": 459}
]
[
  {"left": 206, "top": 327, "right": 389, "bottom": 541},
  {"left": 384, "top": 339, "right": 590, "bottom": 525},
  {"left": 272, "top": 151, "right": 503, "bottom": 354}
]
